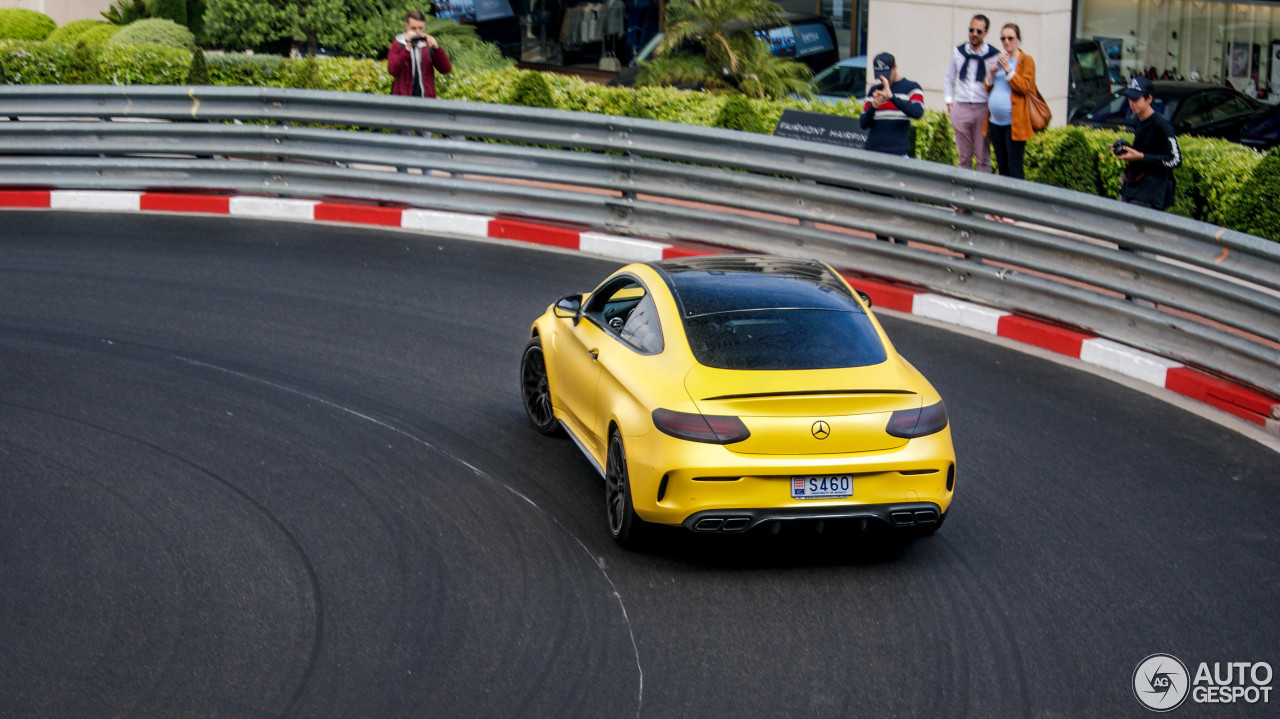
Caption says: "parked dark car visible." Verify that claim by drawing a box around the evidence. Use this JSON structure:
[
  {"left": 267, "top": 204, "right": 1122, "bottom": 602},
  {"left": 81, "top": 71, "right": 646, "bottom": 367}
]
[
  {"left": 1240, "top": 102, "right": 1280, "bottom": 151},
  {"left": 1067, "top": 39, "right": 1112, "bottom": 122},
  {"left": 809, "top": 55, "right": 866, "bottom": 103},
  {"left": 608, "top": 13, "right": 839, "bottom": 88},
  {"left": 1073, "top": 81, "right": 1267, "bottom": 144}
]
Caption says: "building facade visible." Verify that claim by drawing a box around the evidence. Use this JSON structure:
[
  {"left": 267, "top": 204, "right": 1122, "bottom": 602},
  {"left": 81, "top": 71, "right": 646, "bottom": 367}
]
[
  {"left": 870, "top": 0, "right": 1279, "bottom": 126},
  {"left": 0, "top": 0, "right": 110, "bottom": 26}
]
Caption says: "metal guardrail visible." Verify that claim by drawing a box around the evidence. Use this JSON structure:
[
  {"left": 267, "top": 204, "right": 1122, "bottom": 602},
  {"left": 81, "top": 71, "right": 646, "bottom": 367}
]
[{"left": 2, "top": 85, "right": 1278, "bottom": 397}]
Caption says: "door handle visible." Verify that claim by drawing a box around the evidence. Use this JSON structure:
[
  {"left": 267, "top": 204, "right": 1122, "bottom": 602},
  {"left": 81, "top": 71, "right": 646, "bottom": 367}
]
[{"left": 588, "top": 348, "right": 599, "bottom": 360}]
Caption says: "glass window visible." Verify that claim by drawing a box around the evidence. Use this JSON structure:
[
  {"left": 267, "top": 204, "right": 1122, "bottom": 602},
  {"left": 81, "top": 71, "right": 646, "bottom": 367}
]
[
  {"left": 1206, "top": 93, "right": 1256, "bottom": 121},
  {"left": 813, "top": 62, "right": 865, "bottom": 98},
  {"left": 1177, "top": 94, "right": 1210, "bottom": 127},
  {"left": 1244, "top": 105, "right": 1280, "bottom": 142},
  {"left": 683, "top": 309, "right": 886, "bottom": 371},
  {"left": 1076, "top": 0, "right": 1279, "bottom": 91},
  {"left": 584, "top": 277, "right": 663, "bottom": 354},
  {"left": 619, "top": 293, "right": 663, "bottom": 354},
  {"left": 1073, "top": 45, "right": 1109, "bottom": 83}
]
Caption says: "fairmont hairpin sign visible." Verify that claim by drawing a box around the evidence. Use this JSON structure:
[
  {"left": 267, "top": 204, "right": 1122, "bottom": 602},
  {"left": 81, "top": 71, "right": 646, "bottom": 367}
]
[{"left": 773, "top": 109, "right": 867, "bottom": 150}]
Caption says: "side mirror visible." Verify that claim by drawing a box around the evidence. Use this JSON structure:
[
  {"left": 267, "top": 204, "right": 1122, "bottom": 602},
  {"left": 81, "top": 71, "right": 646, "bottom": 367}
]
[
  {"left": 856, "top": 289, "right": 872, "bottom": 307},
  {"left": 553, "top": 294, "right": 583, "bottom": 324}
]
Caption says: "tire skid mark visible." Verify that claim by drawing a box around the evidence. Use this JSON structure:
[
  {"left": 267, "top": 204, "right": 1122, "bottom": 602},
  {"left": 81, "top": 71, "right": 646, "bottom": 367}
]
[
  {"left": 932, "top": 537, "right": 1034, "bottom": 716},
  {"left": 177, "top": 356, "right": 646, "bottom": 718},
  {"left": 0, "top": 398, "right": 324, "bottom": 718},
  {"left": 0, "top": 429, "right": 184, "bottom": 717}
]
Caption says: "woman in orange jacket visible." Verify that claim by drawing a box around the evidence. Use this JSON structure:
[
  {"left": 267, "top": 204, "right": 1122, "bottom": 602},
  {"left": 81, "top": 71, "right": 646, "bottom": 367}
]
[{"left": 984, "top": 23, "right": 1035, "bottom": 179}]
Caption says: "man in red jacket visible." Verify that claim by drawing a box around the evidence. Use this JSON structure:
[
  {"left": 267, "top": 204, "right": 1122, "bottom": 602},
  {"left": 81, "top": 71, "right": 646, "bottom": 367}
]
[{"left": 388, "top": 9, "right": 451, "bottom": 98}]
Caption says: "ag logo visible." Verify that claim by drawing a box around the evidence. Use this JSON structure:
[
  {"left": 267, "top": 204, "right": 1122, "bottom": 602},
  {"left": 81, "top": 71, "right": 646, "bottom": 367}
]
[
  {"left": 1134, "top": 654, "right": 1190, "bottom": 712},
  {"left": 811, "top": 420, "right": 830, "bottom": 439}
]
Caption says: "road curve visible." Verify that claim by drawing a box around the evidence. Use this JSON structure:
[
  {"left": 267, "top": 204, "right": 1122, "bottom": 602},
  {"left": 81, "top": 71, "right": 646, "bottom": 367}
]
[{"left": 0, "top": 211, "right": 1276, "bottom": 717}]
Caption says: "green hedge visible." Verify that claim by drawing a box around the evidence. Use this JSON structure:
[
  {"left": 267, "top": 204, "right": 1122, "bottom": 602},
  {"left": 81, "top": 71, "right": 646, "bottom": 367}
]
[
  {"left": 2, "top": 42, "right": 1276, "bottom": 240},
  {"left": 0, "top": 39, "right": 191, "bottom": 85},
  {"left": 109, "top": 18, "right": 197, "bottom": 52},
  {"left": 205, "top": 52, "right": 284, "bottom": 86},
  {"left": 0, "top": 8, "right": 56, "bottom": 41},
  {"left": 45, "top": 19, "right": 112, "bottom": 44},
  {"left": 1222, "top": 147, "right": 1280, "bottom": 242}
]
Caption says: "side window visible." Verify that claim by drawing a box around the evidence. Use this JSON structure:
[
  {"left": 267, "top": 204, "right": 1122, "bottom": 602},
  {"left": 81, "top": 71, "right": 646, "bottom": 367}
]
[
  {"left": 618, "top": 293, "right": 664, "bottom": 354},
  {"left": 1178, "top": 95, "right": 1208, "bottom": 128},
  {"left": 816, "top": 66, "right": 865, "bottom": 98},
  {"left": 1073, "top": 47, "right": 1107, "bottom": 82},
  {"left": 1214, "top": 95, "right": 1254, "bottom": 121},
  {"left": 583, "top": 277, "right": 664, "bottom": 354}
]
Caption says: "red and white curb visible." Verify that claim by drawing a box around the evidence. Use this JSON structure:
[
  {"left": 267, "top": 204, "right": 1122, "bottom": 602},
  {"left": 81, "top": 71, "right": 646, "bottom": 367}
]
[{"left": 5, "top": 189, "right": 1278, "bottom": 435}]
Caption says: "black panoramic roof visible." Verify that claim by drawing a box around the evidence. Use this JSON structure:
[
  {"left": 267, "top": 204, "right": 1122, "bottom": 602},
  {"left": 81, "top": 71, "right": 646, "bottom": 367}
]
[{"left": 651, "top": 255, "right": 858, "bottom": 317}]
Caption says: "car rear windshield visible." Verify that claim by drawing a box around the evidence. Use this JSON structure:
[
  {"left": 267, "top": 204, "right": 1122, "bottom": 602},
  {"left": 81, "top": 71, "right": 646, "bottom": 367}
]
[{"left": 683, "top": 308, "right": 887, "bottom": 370}]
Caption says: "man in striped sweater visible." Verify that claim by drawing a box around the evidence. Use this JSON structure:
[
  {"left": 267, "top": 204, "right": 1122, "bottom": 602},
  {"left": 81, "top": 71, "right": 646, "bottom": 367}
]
[{"left": 859, "top": 53, "right": 925, "bottom": 157}]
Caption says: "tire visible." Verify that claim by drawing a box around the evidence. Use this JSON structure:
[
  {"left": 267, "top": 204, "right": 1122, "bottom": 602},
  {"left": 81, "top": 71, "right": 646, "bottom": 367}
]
[
  {"left": 605, "top": 431, "right": 646, "bottom": 547},
  {"left": 520, "top": 337, "right": 562, "bottom": 436}
]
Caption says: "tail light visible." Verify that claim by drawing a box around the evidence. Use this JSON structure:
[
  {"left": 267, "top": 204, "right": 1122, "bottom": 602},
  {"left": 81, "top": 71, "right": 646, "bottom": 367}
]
[
  {"left": 886, "top": 402, "right": 948, "bottom": 438},
  {"left": 652, "top": 409, "right": 750, "bottom": 444}
]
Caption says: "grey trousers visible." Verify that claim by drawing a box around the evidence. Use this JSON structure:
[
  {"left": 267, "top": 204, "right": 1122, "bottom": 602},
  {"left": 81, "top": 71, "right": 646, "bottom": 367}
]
[{"left": 952, "top": 102, "right": 992, "bottom": 173}]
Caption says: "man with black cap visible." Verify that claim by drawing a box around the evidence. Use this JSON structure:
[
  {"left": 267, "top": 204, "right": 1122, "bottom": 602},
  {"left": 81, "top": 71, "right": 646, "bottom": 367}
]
[
  {"left": 859, "top": 52, "right": 924, "bottom": 157},
  {"left": 1115, "top": 76, "right": 1181, "bottom": 210}
]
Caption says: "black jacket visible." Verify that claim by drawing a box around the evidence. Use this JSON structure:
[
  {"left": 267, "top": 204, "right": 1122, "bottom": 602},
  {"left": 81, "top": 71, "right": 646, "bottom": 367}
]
[{"left": 1120, "top": 112, "right": 1181, "bottom": 209}]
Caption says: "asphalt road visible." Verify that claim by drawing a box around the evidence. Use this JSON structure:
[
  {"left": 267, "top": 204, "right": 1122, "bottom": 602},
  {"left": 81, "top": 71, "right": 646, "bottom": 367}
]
[{"left": 1, "top": 211, "right": 1276, "bottom": 718}]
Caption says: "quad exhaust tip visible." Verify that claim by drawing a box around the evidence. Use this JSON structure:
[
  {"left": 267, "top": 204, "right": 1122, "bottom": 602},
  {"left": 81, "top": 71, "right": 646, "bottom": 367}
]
[
  {"left": 890, "top": 510, "right": 939, "bottom": 526},
  {"left": 694, "top": 516, "right": 752, "bottom": 532}
]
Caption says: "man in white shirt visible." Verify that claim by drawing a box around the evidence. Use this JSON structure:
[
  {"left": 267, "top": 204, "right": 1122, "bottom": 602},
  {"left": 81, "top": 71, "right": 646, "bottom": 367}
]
[{"left": 943, "top": 14, "right": 998, "bottom": 173}]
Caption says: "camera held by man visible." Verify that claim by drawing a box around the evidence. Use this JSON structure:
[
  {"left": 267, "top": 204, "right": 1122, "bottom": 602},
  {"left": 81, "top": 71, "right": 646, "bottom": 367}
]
[{"left": 387, "top": 9, "right": 451, "bottom": 100}]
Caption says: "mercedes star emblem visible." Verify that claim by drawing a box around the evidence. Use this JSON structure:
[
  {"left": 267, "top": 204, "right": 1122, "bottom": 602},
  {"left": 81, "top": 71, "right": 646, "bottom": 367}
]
[{"left": 811, "top": 421, "right": 831, "bottom": 439}]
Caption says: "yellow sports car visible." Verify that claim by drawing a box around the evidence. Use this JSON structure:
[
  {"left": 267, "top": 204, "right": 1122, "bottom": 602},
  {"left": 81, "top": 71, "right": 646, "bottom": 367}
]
[{"left": 520, "top": 255, "right": 956, "bottom": 546}]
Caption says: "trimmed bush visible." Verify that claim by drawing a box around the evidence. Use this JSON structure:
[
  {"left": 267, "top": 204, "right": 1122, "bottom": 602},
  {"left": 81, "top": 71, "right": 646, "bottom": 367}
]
[
  {"left": 1222, "top": 147, "right": 1280, "bottom": 242},
  {"left": 65, "top": 41, "right": 105, "bottom": 84},
  {"left": 46, "top": 19, "right": 112, "bottom": 44},
  {"left": 280, "top": 55, "right": 321, "bottom": 90},
  {"left": 109, "top": 18, "right": 198, "bottom": 52},
  {"left": 1176, "top": 136, "right": 1261, "bottom": 225},
  {"left": 914, "top": 111, "right": 957, "bottom": 165},
  {"left": 205, "top": 52, "right": 283, "bottom": 86},
  {"left": 1031, "top": 127, "right": 1100, "bottom": 195},
  {"left": 80, "top": 23, "right": 124, "bottom": 45},
  {"left": 99, "top": 43, "right": 193, "bottom": 84},
  {"left": 714, "top": 94, "right": 770, "bottom": 133},
  {"left": 439, "top": 65, "right": 517, "bottom": 104},
  {"left": 285, "top": 56, "right": 388, "bottom": 94},
  {"left": 0, "top": 8, "right": 56, "bottom": 41},
  {"left": 510, "top": 70, "right": 556, "bottom": 109},
  {"left": 186, "top": 48, "right": 210, "bottom": 84},
  {"left": 0, "top": 39, "right": 189, "bottom": 84}
]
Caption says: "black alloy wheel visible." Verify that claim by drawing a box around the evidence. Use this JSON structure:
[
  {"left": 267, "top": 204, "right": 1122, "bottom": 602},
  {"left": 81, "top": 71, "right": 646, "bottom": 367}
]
[
  {"left": 520, "top": 338, "right": 561, "bottom": 436},
  {"left": 605, "top": 431, "right": 645, "bottom": 547}
]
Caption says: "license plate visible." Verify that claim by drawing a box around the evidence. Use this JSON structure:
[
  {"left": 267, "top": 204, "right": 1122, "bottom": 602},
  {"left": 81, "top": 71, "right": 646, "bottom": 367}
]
[{"left": 791, "top": 474, "right": 853, "bottom": 499}]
